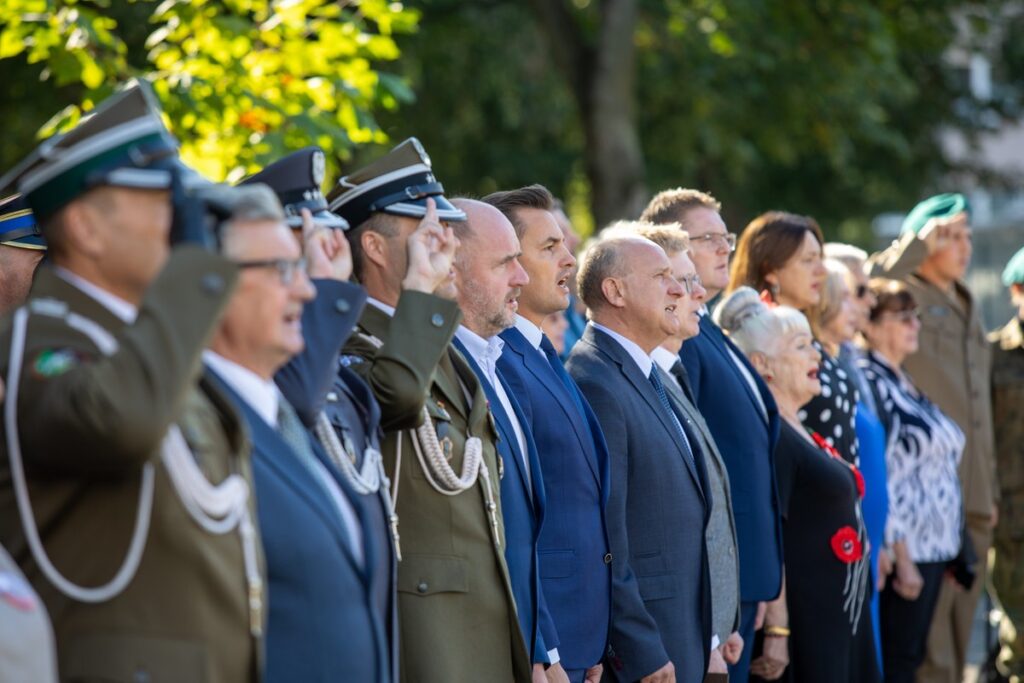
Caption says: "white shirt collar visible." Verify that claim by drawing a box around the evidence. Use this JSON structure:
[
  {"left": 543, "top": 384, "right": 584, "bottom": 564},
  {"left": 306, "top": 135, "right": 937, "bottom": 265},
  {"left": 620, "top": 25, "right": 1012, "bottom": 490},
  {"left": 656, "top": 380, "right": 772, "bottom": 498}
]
[
  {"left": 590, "top": 321, "right": 653, "bottom": 376},
  {"left": 366, "top": 296, "right": 396, "bottom": 318},
  {"left": 455, "top": 326, "right": 505, "bottom": 382},
  {"left": 651, "top": 346, "right": 679, "bottom": 374},
  {"left": 203, "top": 351, "right": 280, "bottom": 428},
  {"left": 513, "top": 315, "right": 545, "bottom": 351},
  {"left": 54, "top": 266, "right": 138, "bottom": 323}
]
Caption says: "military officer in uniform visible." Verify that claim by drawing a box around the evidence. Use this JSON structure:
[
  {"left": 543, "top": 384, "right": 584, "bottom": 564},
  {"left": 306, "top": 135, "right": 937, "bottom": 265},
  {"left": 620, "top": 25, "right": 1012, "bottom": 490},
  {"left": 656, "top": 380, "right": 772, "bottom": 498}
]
[
  {"left": 0, "top": 194, "right": 46, "bottom": 314},
  {"left": 329, "top": 138, "right": 533, "bottom": 683},
  {"left": 868, "top": 193, "right": 996, "bottom": 683},
  {"left": 0, "top": 81, "right": 264, "bottom": 682},
  {"left": 991, "top": 246, "right": 1024, "bottom": 681}
]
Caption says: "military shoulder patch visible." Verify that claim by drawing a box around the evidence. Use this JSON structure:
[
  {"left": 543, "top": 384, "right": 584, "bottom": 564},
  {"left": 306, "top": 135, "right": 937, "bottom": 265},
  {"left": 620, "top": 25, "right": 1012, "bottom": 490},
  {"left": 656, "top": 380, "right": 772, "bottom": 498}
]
[{"left": 32, "top": 348, "right": 83, "bottom": 378}]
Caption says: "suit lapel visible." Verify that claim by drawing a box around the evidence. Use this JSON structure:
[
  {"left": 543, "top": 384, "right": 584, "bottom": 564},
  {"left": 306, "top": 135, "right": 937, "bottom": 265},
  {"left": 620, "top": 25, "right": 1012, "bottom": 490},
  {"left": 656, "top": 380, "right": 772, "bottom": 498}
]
[
  {"left": 209, "top": 369, "right": 364, "bottom": 573},
  {"left": 587, "top": 327, "right": 704, "bottom": 492},
  {"left": 699, "top": 315, "right": 769, "bottom": 426},
  {"left": 502, "top": 329, "right": 601, "bottom": 487}
]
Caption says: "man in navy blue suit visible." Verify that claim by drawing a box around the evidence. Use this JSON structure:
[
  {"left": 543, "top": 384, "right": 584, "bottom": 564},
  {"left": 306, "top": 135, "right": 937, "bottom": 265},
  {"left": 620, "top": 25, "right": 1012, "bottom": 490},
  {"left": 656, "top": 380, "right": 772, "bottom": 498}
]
[
  {"left": 448, "top": 198, "right": 565, "bottom": 683},
  {"left": 567, "top": 234, "right": 711, "bottom": 683},
  {"left": 205, "top": 185, "right": 389, "bottom": 682},
  {"left": 642, "top": 189, "right": 784, "bottom": 681},
  {"left": 485, "top": 185, "right": 611, "bottom": 683}
]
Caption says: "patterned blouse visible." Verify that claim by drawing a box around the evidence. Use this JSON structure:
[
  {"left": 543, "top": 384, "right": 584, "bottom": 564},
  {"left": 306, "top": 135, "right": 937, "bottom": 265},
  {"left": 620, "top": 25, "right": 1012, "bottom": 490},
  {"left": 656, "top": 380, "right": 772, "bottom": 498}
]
[
  {"left": 800, "top": 342, "right": 860, "bottom": 465},
  {"left": 860, "top": 350, "right": 964, "bottom": 563}
]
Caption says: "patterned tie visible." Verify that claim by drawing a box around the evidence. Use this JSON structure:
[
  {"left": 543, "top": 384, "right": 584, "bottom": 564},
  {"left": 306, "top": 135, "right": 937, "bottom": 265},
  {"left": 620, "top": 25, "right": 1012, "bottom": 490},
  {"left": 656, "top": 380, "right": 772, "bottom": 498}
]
[
  {"left": 669, "top": 358, "right": 696, "bottom": 405},
  {"left": 648, "top": 367, "right": 699, "bottom": 479},
  {"left": 277, "top": 398, "right": 337, "bottom": 504},
  {"left": 540, "top": 334, "right": 587, "bottom": 419}
]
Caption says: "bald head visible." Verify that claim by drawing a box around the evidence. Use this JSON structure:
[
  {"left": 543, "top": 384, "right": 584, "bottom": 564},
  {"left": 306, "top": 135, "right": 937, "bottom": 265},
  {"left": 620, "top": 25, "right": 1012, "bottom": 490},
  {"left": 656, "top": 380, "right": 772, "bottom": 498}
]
[
  {"left": 577, "top": 235, "right": 655, "bottom": 311},
  {"left": 450, "top": 198, "right": 529, "bottom": 337}
]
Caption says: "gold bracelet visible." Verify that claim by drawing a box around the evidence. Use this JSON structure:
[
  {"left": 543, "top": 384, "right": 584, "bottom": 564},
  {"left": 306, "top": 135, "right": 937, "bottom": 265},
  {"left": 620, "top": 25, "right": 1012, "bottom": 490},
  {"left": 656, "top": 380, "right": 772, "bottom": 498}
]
[{"left": 764, "top": 625, "right": 791, "bottom": 638}]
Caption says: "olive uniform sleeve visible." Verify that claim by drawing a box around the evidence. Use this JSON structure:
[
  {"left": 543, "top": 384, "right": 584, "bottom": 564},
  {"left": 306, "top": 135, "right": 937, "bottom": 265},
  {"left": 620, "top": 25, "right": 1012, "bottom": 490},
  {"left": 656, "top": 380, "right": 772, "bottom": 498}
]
[
  {"left": 866, "top": 231, "right": 928, "bottom": 280},
  {"left": 14, "top": 247, "right": 238, "bottom": 478},
  {"left": 342, "top": 290, "right": 460, "bottom": 431}
]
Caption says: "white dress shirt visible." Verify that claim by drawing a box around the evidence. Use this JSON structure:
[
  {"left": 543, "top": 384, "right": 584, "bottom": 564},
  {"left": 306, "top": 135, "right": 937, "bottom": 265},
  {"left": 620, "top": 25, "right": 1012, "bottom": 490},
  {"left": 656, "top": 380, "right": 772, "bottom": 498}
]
[
  {"left": 204, "top": 351, "right": 364, "bottom": 565},
  {"left": 590, "top": 322, "right": 653, "bottom": 377},
  {"left": 455, "top": 326, "right": 531, "bottom": 491},
  {"left": 367, "top": 296, "right": 396, "bottom": 318},
  {"left": 513, "top": 315, "right": 545, "bottom": 355}
]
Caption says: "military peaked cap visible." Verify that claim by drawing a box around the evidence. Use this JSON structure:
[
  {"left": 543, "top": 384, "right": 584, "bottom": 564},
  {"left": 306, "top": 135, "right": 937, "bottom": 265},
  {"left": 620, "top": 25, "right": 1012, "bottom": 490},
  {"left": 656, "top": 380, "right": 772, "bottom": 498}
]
[
  {"left": 0, "top": 194, "right": 45, "bottom": 250},
  {"left": 327, "top": 137, "right": 466, "bottom": 229},
  {"left": 0, "top": 80, "right": 187, "bottom": 222},
  {"left": 241, "top": 147, "right": 348, "bottom": 230}
]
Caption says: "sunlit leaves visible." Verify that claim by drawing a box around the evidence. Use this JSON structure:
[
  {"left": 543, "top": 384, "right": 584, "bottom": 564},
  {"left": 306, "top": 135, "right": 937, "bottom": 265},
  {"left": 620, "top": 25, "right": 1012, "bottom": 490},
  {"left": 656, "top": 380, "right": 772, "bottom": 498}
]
[{"left": 0, "top": 0, "right": 419, "bottom": 181}]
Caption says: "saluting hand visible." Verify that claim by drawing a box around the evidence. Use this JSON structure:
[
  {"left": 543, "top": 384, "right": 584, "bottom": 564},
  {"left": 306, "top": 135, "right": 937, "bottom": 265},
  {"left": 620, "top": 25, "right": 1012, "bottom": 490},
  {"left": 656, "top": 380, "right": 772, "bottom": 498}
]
[
  {"left": 403, "top": 198, "right": 459, "bottom": 295},
  {"left": 919, "top": 216, "right": 952, "bottom": 255},
  {"left": 302, "top": 208, "right": 353, "bottom": 281}
]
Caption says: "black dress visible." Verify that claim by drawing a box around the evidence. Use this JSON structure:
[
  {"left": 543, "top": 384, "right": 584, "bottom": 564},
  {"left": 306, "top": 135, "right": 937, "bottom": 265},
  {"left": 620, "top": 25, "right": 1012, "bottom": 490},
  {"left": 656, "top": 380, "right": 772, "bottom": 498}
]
[
  {"left": 759, "top": 421, "right": 880, "bottom": 683},
  {"left": 800, "top": 342, "right": 860, "bottom": 465}
]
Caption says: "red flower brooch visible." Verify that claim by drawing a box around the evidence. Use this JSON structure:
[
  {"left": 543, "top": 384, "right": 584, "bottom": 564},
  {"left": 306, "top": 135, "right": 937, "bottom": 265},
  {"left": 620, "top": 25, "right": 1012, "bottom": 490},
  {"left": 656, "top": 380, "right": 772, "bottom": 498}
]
[
  {"left": 830, "top": 526, "right": 863, "bottom": 564},
  {"left": 810, "top": 431, "right": 865, "bottom": 498}
]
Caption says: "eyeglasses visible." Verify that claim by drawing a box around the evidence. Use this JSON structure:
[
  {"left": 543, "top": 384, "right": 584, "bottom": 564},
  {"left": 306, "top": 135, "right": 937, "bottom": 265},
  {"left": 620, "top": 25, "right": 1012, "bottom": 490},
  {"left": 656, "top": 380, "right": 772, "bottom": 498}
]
[
  {"left": 678, "top": 273, "right": 704, "bottom": 296},
  {"left": 882, "top": 308, "right": 919, "bottom": 325},
  {"left": 690, "top": 232, "right": 737, "bottom": 252},
  {"left": 237, "top": 257, "right": 308, "bottom": 285}
]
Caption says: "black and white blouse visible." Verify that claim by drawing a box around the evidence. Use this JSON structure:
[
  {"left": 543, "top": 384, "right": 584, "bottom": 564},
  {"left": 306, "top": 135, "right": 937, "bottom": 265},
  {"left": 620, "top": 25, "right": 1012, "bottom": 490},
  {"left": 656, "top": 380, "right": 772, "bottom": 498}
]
[
  {"left": 860, "top": 350, "right": 964, "bottom": 563},
  {"left": 800, "top": 342, "right": 860, "bottom": 465}
]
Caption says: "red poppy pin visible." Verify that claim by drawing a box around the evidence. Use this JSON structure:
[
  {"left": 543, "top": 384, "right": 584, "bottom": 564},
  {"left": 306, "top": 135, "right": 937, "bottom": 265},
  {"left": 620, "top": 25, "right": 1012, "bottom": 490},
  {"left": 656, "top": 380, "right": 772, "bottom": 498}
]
[{"left": 830, "top": 526, "right": 863, "bottom": 564}]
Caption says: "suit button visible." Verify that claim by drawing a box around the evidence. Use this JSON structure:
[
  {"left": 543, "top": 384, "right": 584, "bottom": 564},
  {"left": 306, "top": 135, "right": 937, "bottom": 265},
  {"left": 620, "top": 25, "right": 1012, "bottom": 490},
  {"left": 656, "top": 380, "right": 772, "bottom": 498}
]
[
  {"left": 335, "top": 298, "right": 351, "bottom": 314},
  {"left": 604, "top": 553, "right": 613, "bottom": 564},
  {"left": 417, "top": 581, "right": 429, "bottom": 593},
  {"left": 431, "top": 313, "right": 444, "bottom": 328}
]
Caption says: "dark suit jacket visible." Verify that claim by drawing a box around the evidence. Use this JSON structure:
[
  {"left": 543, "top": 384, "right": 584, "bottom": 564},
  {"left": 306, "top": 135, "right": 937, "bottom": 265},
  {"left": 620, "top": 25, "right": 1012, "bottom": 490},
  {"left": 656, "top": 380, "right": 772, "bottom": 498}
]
[
  {"left": 212, "top": 372, "right": 389, "bottom": 683},
  {"left": 274, "top": 278, "right": 397, "bottom": 682},
  {"left": 567, "top": 326, "right": 711, "bottom": 683},
  {"left": 679, "top": 314, "right": 784, "bottom": 603},
  {"left": 453, "top": 336, "right": 555, "bottom": 664},
  {"left": 498, "top": 325, "right": 612, "bottom": 671}
]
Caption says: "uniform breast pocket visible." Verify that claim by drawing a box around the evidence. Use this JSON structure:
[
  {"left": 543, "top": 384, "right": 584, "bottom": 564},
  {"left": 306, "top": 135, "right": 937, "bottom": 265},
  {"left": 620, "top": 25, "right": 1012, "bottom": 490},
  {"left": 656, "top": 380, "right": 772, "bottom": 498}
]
[
  {"left": 62, "top": 633, "right": 208, "bottom": 682},
  {"left": 397, "top": 554, "right": 469, "bottom": 596}
]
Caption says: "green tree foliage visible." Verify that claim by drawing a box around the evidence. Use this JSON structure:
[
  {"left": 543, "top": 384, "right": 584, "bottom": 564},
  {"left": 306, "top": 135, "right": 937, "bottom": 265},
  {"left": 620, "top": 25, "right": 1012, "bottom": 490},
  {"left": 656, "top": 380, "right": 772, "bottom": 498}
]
[
  {"left": 0, "top": 0, "right": 418, "bottom": 181},
  {"left": 377, "top": 0, "right": 1008, "bottom": 241}
]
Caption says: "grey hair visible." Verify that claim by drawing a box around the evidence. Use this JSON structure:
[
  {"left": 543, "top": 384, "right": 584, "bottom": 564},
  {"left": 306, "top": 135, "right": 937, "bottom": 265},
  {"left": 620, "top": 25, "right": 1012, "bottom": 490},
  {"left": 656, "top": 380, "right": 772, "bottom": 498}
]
[
  {"left": 714, "top": 286, "right": 811, "bottom": 357},
  {"left": 823, "top": 242, "right": 868, "bottom": 274},
  {"left": 576, "top": 234, "right": 651, "bottom": 312},
  {"left": 218, "top": 183, "right": 286, "bottom": 257}
]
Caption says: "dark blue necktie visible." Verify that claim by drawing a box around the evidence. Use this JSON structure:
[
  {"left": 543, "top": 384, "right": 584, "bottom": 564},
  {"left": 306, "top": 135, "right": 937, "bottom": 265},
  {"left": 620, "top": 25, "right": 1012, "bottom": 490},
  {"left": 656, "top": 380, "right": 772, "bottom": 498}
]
[
  {"left": 648, "top": 367, "right": 699, "bottom": 477},
  {"left": 540, "top": 334, "right": 588, "bottom": 420}
]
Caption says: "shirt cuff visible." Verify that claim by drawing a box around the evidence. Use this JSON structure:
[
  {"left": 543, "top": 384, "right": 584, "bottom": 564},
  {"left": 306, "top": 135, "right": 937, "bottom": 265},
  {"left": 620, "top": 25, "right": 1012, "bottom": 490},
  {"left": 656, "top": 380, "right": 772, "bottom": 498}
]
[
  {"left": 710, "top": 635, "right": 721, "bottom": 652},
  {"left": 547, "top": 648, "right": 560, "bottom": 665}
]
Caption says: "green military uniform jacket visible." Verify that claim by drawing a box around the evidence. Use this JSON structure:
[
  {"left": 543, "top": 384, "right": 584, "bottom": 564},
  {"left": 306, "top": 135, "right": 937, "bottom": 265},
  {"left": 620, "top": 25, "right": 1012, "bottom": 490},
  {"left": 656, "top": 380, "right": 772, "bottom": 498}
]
[
  {"left": 0, "top": 248, "right": 264, "bottom": 683},
  {"left": 869, "top": 233, "right": 996, "bottom": 518},
  {"left": 990, "top": 317, "right": 1024, "bottom": 533},
  {"left": 342, "top": 290, "right": 531, "bottom": 683}
]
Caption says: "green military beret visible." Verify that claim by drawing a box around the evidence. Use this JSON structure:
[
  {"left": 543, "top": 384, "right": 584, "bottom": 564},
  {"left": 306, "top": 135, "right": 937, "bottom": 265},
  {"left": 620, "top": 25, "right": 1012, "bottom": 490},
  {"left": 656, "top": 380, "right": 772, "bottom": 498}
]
[
  {"left": 1003, "top": 245, "right": 1024, "bottom": 286},
  {"left": 900, "top": 193, "right": 971, "bottom": 236}
]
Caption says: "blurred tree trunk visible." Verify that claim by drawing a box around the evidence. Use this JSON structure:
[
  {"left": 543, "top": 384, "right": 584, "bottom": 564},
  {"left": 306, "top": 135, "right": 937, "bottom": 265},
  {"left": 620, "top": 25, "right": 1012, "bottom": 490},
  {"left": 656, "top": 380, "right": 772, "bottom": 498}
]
[{"left": 528, "top": 0, "right": 647, "bottom": 230}]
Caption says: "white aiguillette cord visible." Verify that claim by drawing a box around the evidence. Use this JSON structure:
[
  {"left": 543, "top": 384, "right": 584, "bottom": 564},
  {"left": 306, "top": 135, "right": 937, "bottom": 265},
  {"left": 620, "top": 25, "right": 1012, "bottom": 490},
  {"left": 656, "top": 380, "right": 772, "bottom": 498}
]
[{"left": 4, "top": 300, "right": 264, "bottom": 636}]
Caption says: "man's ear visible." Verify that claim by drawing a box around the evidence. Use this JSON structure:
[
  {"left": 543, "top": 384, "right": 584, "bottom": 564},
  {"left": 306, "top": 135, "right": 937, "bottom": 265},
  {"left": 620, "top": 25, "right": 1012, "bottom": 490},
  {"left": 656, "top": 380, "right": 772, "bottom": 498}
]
[
  {"left": 600, "top": 276, "right": 626, "bottom": 309},
  {"left": 360, "top": 230, "right": 389, "bottom": 270},
  {"left": 60, "top": 200, "right": 106, "bottom": 259}
]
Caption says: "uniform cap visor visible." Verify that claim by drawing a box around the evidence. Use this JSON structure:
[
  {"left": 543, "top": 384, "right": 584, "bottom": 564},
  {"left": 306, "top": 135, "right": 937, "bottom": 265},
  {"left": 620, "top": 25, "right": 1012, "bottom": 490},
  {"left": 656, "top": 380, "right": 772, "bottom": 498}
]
[{"left": 381, "top": 194, "right": 466, "bottom": 222}]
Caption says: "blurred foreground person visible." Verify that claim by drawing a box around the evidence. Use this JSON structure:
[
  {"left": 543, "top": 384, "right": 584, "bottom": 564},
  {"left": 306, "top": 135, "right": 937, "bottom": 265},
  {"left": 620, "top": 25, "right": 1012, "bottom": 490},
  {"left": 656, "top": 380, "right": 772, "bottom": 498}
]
[
  {"left": 867, "top": 193, "right": 994, "bottom": 683},
  {"left": 0, "top": 194, "right": 45, "bottom": 315},
  {"left": 330, "top": 139, "right": 532, "bottom": 682},
  {"left": 567, "top": 234, "right": 711, "bottom": 683},
  {"left": 0, "top": 81, "right": 263, "bottom": 681},
  {"left": 719, "top": 287, "right": 878, "bottom": 683},
  {"left": 860, "top": 279, "right": 964, "bottom": 683},
  {"left": 643, "top": 189, "right": 783, "bottom": 682},
  {"left": 487, "top": 185, "right": 611, "bottom": 683},
  {"left": 990, "top": 245, "right": 1024, "bottom": 680}
]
